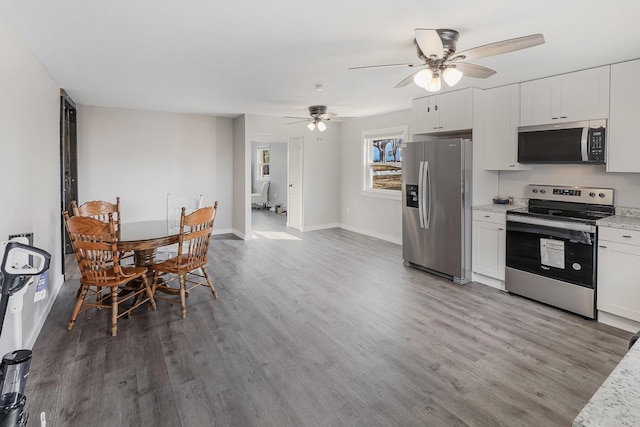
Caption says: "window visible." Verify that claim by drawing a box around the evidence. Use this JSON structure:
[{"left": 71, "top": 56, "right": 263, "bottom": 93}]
[
  {"left": 257, "top": 147, "right": 270, "bottom": 180},
  {"left": 363, "top": 126, "right": 407, "bottom": 199}
]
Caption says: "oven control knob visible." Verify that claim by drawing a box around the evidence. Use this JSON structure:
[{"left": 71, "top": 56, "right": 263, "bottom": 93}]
[
  {"left": 540, "top": 189, "right": 546, "bottom": 194},
  {"left": 589, "top": 192, "right": 596, "bottom": 197},
  {"left": 599, "top": 192, "right": 605, "bottom": 198},
  {"left": 532, "top": 189, "right": 538, "bottom": 193}
]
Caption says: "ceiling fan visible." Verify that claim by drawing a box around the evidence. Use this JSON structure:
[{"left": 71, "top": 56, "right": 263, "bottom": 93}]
[
  {"left": 350, "top": 29, "right": 545, "bottom": 92},
  {"left": 286, "top": 105, "right": 337, "bottom": 131}
]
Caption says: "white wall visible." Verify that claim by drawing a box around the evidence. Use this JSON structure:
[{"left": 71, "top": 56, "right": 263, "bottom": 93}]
[
  {"left": 77, "top": 106, "right": 234, "bottom": 232},
  {"left": 232, "top": 115, "right": 246, "bottom": 237},
  {"left": 499, "top": 166, "right": 640, "bottom": 207},
  {"left": 339, "top": 110, "right": 411, "bottom": 244},
  {"left": 0, "top": 13, "right": 63, "bottom": 355}
]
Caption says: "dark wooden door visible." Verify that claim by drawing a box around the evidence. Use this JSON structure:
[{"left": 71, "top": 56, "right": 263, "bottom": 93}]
[{"left": 60, "top": 89, "right": 77, "bottom": 259}]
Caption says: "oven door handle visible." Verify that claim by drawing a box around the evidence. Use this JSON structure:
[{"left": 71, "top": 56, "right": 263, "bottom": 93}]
[{"left": 506, "top": 214, "right": 596, "bottom": 233}]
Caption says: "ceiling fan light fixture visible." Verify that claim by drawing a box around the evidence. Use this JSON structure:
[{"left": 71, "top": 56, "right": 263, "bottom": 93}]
[
  {"left": 425, "top": 75, "right": 441, "bottom": 92},
  {"left": 307, "top": 122, "right": 316, "bottom": 131},
  {"left": 317, "top": 121, "right": 327, "bottom": 132},
  {"left": 442, "top": 66, "right": 463, "bottom": 87},
  {"left": 413, "top": 69, "right": 432, "bottom": 88}
]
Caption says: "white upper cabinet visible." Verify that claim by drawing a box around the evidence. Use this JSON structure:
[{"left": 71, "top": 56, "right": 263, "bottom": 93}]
[
  {"left": 483, "top": 84, "right": 531, "bottom": 171},
  {"left": 608, "top": 59, "right": 640, "bottom": 173},
  {"left": 520, "top": 66, "right": 610, "bottom": 126},
  {"left": 412, "top": 88, "right": 473, "bottom": 134}
]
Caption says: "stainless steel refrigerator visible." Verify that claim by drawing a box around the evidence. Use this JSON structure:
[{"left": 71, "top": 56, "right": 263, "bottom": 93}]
[{"left": 402, "top": 138, "right": 473, "bottom": 284}]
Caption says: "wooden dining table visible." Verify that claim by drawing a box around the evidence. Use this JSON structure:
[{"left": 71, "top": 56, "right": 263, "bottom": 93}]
[{"left": 117, "top": 220, "right": 181, "bottom": 294}]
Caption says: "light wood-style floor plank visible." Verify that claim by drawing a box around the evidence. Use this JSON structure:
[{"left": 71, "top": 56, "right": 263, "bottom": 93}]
[{"left": 28, "top": 210, "right": 631, "bottom": 426}]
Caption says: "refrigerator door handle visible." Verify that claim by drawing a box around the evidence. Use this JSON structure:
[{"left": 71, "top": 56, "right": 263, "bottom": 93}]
[
  {"left": 424, "top": 160, "right": 431, "bottom": 229},
  {"left": 418, "top": 161, "right": 425, "bottom": 228}
]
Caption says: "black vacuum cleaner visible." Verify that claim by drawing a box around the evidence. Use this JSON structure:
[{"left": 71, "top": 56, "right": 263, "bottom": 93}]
[{"left": 0, "top": 242, "right": 50, "bottom": 427}]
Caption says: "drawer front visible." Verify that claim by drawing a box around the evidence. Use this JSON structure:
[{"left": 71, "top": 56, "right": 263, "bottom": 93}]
[
  {"left": 599, "top": 227, "right": 640, "bottom": 246},
  {"left": 472, "top": 210, "right": 506, "bottom": 225}
]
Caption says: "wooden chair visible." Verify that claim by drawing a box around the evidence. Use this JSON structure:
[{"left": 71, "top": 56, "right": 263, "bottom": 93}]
[
  {"left": 157, "top": 193, "right": 204, "bottom": 260},
  {"left": 152, "top": 202, "right": 219, "bottom": 318},
  {"left": 63, "top": 211, "right": 156, "bottom": 336},
  {"left": 71, "top": 197, "right": 121, "bottom": 230},
  {"left": 71, "top": 197, "right": 133, "bottom": 263}
]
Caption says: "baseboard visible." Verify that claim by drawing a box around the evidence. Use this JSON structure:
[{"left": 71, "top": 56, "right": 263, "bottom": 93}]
[
  {"left": 598, "top": 311, "right": 640, "bottom": 333},
  {"left": 24, "top": 273, "right": 64, "bottom": 349},
  {"left": 301, "top": 223, "right": 340, "bottom": 232},
  {"left": 212, "top": 228, "right": 234, "bottom": 236},
  {"left": 231, "top": 229, "right": 246, "bottom": 240},
  {"left": 338, "top": 224, "right": 401, "bottom": 245},
  {"left": 472, "top": 272, "right": 506, "bottom": 291}
]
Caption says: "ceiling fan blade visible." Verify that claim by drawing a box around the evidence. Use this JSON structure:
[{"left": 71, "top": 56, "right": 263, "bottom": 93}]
[
  {"left": 414, "top": 29, "right": 444, "bottom": 58},
  {"left": 349, "top": 62, "right": 419, "bottom": 70},
  {"left": 286, "top": 119, "right": 310, "bottom": 125},
  {"left": 454, "top": 62, "right": 497, "bottom": 79},
  {"left": 452, "top": 33, "right": 545, "bottom": 62},
  {"left": 395, "top": 69, "right": 424, "bottom": 88},
  {"left": 318, "top": 113, "right": 336, "bottom": 120}
]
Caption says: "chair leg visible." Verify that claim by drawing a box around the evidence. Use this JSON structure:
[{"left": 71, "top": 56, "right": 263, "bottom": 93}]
[
  {"left": 110, "top": 288, "right": 118, "bottom": 336},
  {"left": 179, "top": 273, "right": 187, "bottom": 319},
  {"left": 201, "top": 266, "right": 218, "bottom": 299},
  {"left": 67, "top": 286, "right": 88, "bottom": 331}
]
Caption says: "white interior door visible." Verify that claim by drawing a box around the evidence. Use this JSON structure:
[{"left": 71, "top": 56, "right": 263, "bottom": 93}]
[{"left": 287, "top": 136, "right": 303, "bottom": 230}]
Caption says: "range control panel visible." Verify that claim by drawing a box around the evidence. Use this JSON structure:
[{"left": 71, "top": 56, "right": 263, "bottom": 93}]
[
  {"left": 526, "top": 185, "right": 614, "bottom": 205},
  {"left": 589, "top": 128, "right": 606, "bottom": 161}
]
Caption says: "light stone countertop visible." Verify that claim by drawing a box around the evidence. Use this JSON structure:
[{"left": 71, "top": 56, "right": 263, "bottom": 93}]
[
  {"left": 573, "top": 342, "right": 640, "bottom": 426},
  {"left": 597, "top": 207, "right": 640, "bottom": 231},
  {"left": 473, "top": 200, "right": 527, "bottom": 214}
]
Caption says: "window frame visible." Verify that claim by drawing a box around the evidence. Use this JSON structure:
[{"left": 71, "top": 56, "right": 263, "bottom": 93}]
[
  {"left": 362, "top": 126, "right": 407, "bottom": 200},
  {"left": 257, "top": 146, "right": 270, "bottom": 181}
]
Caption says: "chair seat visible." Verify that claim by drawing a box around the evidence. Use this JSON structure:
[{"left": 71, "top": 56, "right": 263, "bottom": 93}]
[
  {"left": 80, "top": 266, "right": 148, "bottom": 287},
  {"left": 154, "top": 257, "right": 206, "bottom": 275}
]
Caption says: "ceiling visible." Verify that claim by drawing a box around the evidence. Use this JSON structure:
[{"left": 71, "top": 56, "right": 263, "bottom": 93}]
[{"left": 1, "top": 0, "right": 639, "bottom": 119}]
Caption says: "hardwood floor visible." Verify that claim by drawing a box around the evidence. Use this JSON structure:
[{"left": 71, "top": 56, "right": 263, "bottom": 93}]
[{"left": 30, "top": 216, "right": 630, "bottom": 426}]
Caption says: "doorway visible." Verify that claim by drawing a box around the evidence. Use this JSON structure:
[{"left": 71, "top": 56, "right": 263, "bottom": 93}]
[
  {"left": 60, "top": 89, "right": 77, "bottom": 271},
  {"left": 250, "top": 141, "right": 288, "bottom": 234}
]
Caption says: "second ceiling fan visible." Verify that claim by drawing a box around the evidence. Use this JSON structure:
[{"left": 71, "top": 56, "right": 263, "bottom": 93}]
[
  {"left": 350, "top": 29, "right": 545, "bottom": 92},
  {"left": 286, "top": 105, "right": 336, "bottom": 131}
]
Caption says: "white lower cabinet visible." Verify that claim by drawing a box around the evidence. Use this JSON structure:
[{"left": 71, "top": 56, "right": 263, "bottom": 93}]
[
  {"left": 597, "top": 227, "right": 640, "bottom": 329},
  {"left": 472, "top": 211, "right": 506, "bottom": 283}
]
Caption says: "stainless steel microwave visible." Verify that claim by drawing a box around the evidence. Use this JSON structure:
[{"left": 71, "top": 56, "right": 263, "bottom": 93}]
[{"left": 517, "top": 119, "right": 606, "bottom": 164}]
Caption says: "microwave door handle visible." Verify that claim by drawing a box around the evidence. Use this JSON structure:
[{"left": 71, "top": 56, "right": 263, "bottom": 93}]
[
  {"left": 424, "top": 161, "right": 431, "bottom": 229},
  {"left": 418, "top": 161, "right": 425, "bottom": 228},
  {"left": 581, "top": 127, "right": 589, "bottom": 161}
]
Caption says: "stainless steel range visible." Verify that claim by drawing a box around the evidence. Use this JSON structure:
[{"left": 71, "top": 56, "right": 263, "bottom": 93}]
[{"left": 505, "top": 184, "right": 615, "bottom": 319}]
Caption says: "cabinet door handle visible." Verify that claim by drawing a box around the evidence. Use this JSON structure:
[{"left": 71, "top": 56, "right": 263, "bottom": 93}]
[
  {"left": 560, "top": 116, "right": 567, "bottom": 119},
  {"left": 551, "top": 117, "right": 559, "bottom": 120},
  {"left": 498, "top": 228, "right": 504, "bottom": 231},
  {"left": 433, "top": 126, "right": 438, "bottom": 129},
  {"left": 484, "top": 215, "right": 491, "bottom": 218},
  {"left": 598, "top": 245, "right": 607, "bottom": 248},
  {"left": 427, "top": 107, "right": 430, "bottom": 112},
  {"left": 435, "top": 105, "right": 438, "bottom": 111},
  {"left": 622, "top": 235, "right": 632, "bottom": 238},
  {"left": 509, "top": 164, "right": 516, "bottom": 167}
]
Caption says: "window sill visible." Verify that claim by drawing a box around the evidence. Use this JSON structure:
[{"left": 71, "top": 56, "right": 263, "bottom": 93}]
[{"left": 361, "top": 189, "right": 401, "bottom": 201}]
